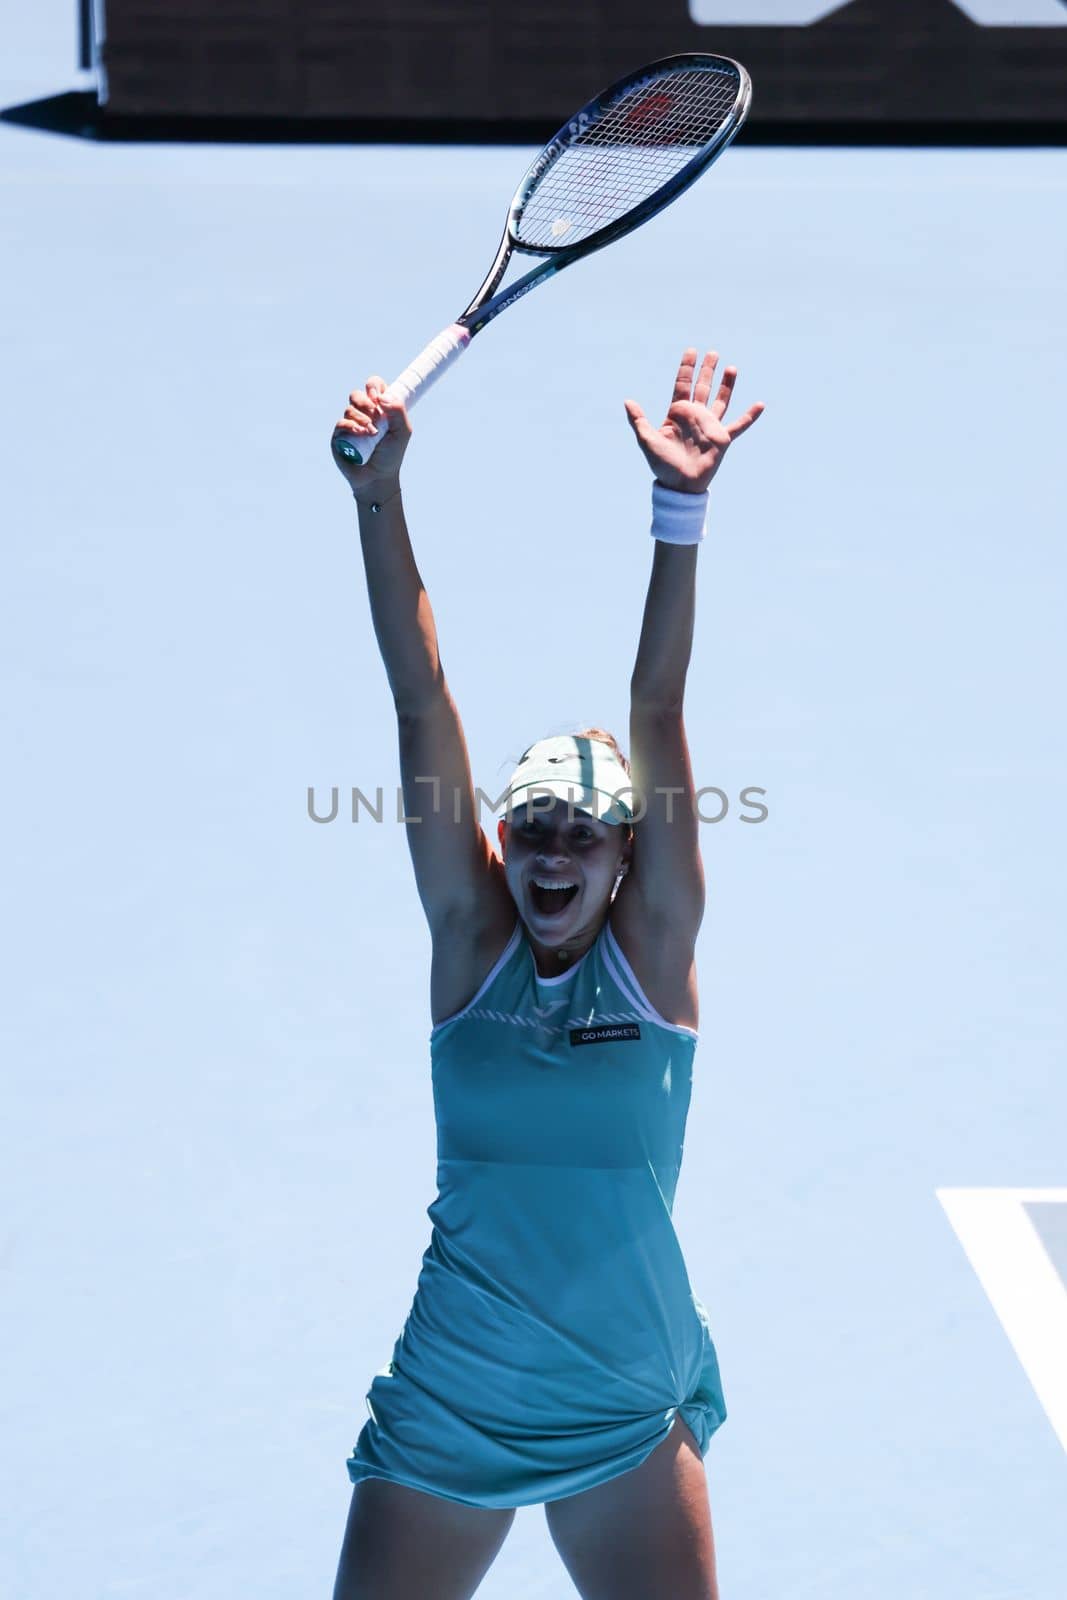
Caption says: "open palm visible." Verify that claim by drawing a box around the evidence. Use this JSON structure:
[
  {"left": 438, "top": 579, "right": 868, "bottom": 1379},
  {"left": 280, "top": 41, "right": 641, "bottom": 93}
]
[{"left": 624, "top": 348, "right": 764, "bottom": 494}]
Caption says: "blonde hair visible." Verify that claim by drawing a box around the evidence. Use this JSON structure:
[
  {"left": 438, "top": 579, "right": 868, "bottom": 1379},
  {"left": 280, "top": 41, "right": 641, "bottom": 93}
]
[
  {"left": 571, "top": 726, "right": 631, "bottom": 779},
  {"left": 515, "top": 728, "right": 631, "bottom": 777}
]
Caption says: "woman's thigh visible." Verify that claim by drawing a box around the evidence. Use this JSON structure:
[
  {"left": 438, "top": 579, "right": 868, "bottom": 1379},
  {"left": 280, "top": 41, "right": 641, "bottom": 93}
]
[
  {"left": 542, "top": 1415, "right": 719, "bottom": 1600},
  {"left": 332, "top": 1476, "right": 517, "bottom": 1600}
]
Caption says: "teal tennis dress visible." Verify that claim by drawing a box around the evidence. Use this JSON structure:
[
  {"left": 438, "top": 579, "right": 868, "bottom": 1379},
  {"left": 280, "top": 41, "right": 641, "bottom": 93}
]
[{"left": 345, "top": 916, "right": 726, "bottom": 1508}]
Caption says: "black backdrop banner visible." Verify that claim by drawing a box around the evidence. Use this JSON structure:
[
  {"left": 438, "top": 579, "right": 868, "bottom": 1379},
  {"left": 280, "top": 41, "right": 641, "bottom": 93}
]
[{"left": 96, "top": 0, "right": 1067, "bottom": 131}]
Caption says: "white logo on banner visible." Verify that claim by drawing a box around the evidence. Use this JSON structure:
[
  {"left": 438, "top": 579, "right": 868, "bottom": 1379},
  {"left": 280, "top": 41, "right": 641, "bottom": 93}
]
[
  {"left": 938, "top": 1189, "right": 1067, "bottom": 1455},
  {"left": 689, "top": 0, "right": 847, "bottom": 18},
  {"left": 689, "top": 0, "right": 1067, "bottom": 23},
  {"left": 948, "top": 0, "right": 1067, "bottom": 21}
]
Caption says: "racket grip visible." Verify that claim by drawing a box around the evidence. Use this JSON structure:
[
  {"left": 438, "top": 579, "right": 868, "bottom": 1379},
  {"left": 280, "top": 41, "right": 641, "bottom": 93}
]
[
  {"left": 334, "top": 413, "right": 390, "bottom": 465},
  {"left": 334, "top": 322, "right": 472, "bottom": 466}
]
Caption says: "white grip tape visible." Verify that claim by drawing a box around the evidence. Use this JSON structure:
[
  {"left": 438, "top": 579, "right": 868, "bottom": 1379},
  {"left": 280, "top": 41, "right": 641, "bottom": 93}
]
[
  {"left": 347, "top": 323, "right": 471, "bottom": 466},
  {"left": 389, "top": 322, "right": 471, "bottom": 407}
]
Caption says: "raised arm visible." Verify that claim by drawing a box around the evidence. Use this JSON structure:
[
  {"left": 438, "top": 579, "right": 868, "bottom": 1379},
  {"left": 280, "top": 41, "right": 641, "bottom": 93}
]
[
  {"left": 619, "top": 348, "right": 764, "bottom": 943},
  {"left": 331, "top": 379, "right": 502, "bottom": 938}
]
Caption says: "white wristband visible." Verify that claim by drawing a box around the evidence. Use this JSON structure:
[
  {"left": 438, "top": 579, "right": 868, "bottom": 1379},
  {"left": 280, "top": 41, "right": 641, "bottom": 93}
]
[{"left": 650, "top": 481, "right": 708, "bottom": 545}]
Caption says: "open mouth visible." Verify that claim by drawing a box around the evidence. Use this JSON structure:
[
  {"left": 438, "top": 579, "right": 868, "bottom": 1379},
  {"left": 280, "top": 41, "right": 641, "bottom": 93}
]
[{"left": 529, "top": 879, "right": 580, "bottom": 916}]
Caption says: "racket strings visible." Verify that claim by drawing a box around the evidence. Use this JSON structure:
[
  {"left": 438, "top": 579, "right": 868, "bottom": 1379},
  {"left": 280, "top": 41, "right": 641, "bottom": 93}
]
[{"left": 515, "top": 65, "right": 742, "bottom": 251}]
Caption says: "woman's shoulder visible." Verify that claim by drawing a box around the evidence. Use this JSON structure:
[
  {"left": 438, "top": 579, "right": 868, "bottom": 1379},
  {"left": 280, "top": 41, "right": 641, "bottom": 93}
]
[
  {"left": 606, "top": 878, "right": 699, "bottom": 1033},
  {"left": 429, "top": 862, "right": 520, "bottom": 1029}
]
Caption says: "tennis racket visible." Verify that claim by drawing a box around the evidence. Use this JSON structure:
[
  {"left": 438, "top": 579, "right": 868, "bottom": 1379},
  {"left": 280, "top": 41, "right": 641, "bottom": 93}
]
[{"left": 333, "top": 52, "right": 751, "bottom": 465}]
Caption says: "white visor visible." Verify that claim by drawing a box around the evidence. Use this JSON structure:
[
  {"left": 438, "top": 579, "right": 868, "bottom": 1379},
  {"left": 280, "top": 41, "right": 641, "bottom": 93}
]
[{"left": 502, "top": 735, "right": 635, "bottom": 826}]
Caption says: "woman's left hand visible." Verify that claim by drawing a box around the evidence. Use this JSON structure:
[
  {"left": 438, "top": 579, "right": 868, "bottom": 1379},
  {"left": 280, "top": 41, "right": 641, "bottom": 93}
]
[{"left": 624, "top": 347, "right": 765, "bottom": 493}]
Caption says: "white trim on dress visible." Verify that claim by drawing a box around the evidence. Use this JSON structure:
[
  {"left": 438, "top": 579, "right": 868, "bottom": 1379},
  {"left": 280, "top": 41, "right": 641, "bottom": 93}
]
[
  {"left": 602, "top": 922, "right": 698, "bottom": 1041},
  {"left": 529, "top": 929, "right": 598, "bottom": 986},
  {"left": 429, "top": 921, "right": 523, "bottom": 1037}
]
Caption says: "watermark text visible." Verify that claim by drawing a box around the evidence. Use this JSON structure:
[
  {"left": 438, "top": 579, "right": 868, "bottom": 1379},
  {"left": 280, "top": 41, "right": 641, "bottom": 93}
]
[{"left": 306, "top": 781, "right": 769, "bottom": 825}]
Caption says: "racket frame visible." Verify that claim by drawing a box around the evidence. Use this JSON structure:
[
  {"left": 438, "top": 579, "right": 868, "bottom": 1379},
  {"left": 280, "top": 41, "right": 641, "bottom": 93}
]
[
  {"left": 334, "top": 52, "right": 751, "bottom": 465},
  {"left": 457, "top": 52, "right": 752, "bottom": 336}
]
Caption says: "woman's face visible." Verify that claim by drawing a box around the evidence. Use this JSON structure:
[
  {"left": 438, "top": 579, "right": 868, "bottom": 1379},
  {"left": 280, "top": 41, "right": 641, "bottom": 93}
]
[{"left": 497, "top": 799, "right": 632, "bottom": 945}]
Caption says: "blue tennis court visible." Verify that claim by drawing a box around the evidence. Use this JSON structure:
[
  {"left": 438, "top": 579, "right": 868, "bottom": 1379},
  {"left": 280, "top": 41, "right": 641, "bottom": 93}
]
[{"left": 3, "top": 8, "right": 1066, "bottom": 1598}]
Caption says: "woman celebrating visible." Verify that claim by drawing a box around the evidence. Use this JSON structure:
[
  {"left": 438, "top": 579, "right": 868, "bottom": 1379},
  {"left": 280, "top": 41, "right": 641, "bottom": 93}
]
[{"left": 329, "top": 349, "right": 764, "bottom": 1600}]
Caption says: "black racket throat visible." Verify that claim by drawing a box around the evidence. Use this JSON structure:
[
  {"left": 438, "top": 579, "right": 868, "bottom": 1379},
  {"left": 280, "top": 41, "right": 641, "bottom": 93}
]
[{"left": 457, "top": 230, "right": 552, "bottom": 336}]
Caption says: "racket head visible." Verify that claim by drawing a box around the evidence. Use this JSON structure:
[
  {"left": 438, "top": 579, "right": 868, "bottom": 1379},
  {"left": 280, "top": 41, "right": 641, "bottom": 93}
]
[{"left": 507, "top": 53, "right": 751, "bottom": 258}]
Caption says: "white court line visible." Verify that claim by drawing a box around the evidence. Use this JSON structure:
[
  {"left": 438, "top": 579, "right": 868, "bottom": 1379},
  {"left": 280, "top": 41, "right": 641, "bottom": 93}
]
[{"left": 937, "top": 1188, "right": 1067, "bottom": 1455}]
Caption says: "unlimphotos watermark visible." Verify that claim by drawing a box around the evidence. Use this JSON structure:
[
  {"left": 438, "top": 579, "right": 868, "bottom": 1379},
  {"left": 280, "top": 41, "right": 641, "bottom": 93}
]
[{"left": 306, "top": 781, "right": 769, "bottom": 825}]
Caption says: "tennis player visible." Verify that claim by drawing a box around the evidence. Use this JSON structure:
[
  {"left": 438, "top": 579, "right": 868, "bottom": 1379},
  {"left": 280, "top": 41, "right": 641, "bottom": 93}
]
[{"left": 329, "top": 349, "right": 764, "bottom": 1600}]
